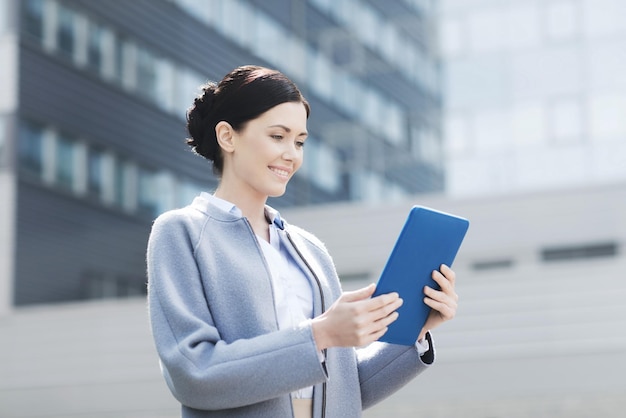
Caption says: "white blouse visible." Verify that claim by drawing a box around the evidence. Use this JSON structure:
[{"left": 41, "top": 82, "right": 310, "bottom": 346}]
[{"left": 201, "top": 193, "right": 315, "bottom": 398}]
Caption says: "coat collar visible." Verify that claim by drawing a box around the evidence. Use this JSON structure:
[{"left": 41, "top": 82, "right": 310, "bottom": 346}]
[{"left": 191, "top": 192, "right": 285, "bottom": 229}]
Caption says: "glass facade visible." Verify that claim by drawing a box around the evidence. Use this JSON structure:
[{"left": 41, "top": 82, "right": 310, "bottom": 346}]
[
  {"left": 18, "top": 120, "right": 44, "bottom": 176},
  {"left": 86, "top": 146, "right": 104, "bottom": 198},
  {"left": 441, "top": 0, "right": 626, "bottom": 196},
  {"left": 9, "top": 0, "right": 442, "bottom": 305},
  {"left": 18, "top": 119, "right": 206, "bottom": 220},
  {"left": 17, "top": 0, "right": 442, "bottom": 211},
  {"left": 54, "top": 132, "right": 75, "bottom": 190}
]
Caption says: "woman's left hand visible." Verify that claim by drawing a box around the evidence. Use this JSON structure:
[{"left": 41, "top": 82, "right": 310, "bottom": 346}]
[{"left": 418, "top": 264, "right": 458, "bottom": 341}]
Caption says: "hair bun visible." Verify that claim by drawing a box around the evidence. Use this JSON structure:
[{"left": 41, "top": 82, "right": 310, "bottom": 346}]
[
  {"left": 186, "top": 82, "right": 219, "bottom": 163},
  {"left": 194, "top": 84, "right": 217, "bottom": 115}
]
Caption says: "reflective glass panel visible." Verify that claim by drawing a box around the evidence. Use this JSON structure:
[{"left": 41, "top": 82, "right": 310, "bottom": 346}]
[
  {"left": 87, "top": 21, "right": 105, "bottom": 73},
  {"left": 56, "top": 133, "right": 75, "bottom": 190},
  {"left": 22, "top": 0, "right": 44, "bottom": 41},
  {"left": 56, "top": 4, "right": 76, "bottom": 58},
  {"left": 87, "top": 147, "right": 104, "bottom": 198},
  {"left": 19, "top": 120, "right": 45, "bottom": 175}
]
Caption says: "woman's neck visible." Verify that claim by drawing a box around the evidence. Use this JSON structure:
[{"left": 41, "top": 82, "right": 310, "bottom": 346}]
[{"left": 214, "top": 187, "right": 270, "bottom": 242}]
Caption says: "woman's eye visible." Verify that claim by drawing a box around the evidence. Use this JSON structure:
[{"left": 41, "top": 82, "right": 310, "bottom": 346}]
[
  {"left": 296, "top": 141, "right": 305, "bottom": 148},
  {"left": 271, "top": 134, "right": 283, "bottom": 140}
]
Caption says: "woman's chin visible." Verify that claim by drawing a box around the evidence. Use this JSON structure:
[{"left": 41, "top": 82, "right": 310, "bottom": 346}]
[
  {"left": 267, "top": 185, "right": 288, "bottom": 198},
  {"left": 269, "top": 190, "right": 287, "bottom": 198}
]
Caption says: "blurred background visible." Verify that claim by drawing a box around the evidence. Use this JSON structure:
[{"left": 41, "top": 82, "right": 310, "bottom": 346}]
[{"left": 0, "top": 0, "right": 624, "bottom": 416}]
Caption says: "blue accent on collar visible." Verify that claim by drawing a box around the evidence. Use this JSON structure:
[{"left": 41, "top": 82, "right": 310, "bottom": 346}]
[{"left": 273, "top": 215, "right": 285, "bottom": 230}]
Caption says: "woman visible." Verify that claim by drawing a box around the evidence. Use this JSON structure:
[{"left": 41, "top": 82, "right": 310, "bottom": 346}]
[{"left": 147, "top": 65, "right": 458, "bottom": 418}]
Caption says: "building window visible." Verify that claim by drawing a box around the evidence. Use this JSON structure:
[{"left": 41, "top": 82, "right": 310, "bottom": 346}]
[
  {"left": 55, "top": 132, "right": 76, "bottom": 190},
  {"left": 511, "top": 103, "right": 546, "bottom": 146},
  {"left": 308, "top": 50, "right": 333, "bottom": 101},
  {"left": 545, "top": 1, "right": 579, "bottom": 41},
  {"left": 111, "top": 34, "right": 125, "bottom": 84},
  {"left": 56, "top": 3, "right": 76, "bottom": 59},
  {"left": 350, "top": 169, "right": 385, "bottom": 203},
  {"left": 551, "top": 98, "right": 583, "bottom": 143},
  {"left": 19, "top": 120, "right": 45, "bottom": 176},
  {"left": 468, "top": 8, "right": 505, "bottom": 53},
  {"left": 541, "top": 242, "right": 618, "bottom": 262},
  {"left": 114, "top": 158, "right": 135, "bottom": 211},
  {"left": 86, "top": 20, "right": 105, "bottom": 74},
  {"left": 385, "top": 102, "right": 405, "bottom": 145},
  {"left": 309, "top": 0, "right": 333, "bottom": 13},
  {"left": 473, "top": 108, "right": 509, "bottom": 153},
  {"left": 83, "top": 271, "right": 146, "bottom": 299},
  {"left": 222, "top": 0, "right": 248, "bottom": 45},
  {"left": 441, "top": 17, "right": 464, "bottom": 58},
  {"left": 506, "top": 4, "right": 540, "bottom": 49},
  {"left": 155, "top": 59, "right": 175, "bottom": 112},
  {"left": 175, "top": 68, "right": 205, "bottom": 119},
  {"left": 136, "top": 47, "right": 157, "bottom": 100},
  {"left": 87, "top": 146, "right": 105, "bottom": 199},
  {"left": 361, "top": 89, "right": 380, "bottom": 134},
  {"left": 590, "top": 95, "right": 626, "bottom": 140},
  {"left": 444, "top": 115, "right": 471, "bottom": 157},
  {"left": 17, "top": 120, "right": 206, "bottom": 218},
  {"left": 301, "top": 137, "right": 341, "bottom": 193},
  {"left": 412, "top": 126, "right": 441, "bottom": 166},
  {"left": 177, "top": 179, "right": 206, "bottom": 207},
  {"left": 22, "top": 0, "right": 44, "bottom": 41},
  {"left": 137, "top": 167, "right": 158, "bottom": 217},
  {"left": 252, "top": 13, "right": 285, "bottom": 69},
  {"left": 472, "top": 259, "right": 514, "bottom": 271}
]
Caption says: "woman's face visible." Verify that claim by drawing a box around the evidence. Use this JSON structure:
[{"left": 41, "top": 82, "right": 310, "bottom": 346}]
[{"left": 223, "top": 101, "right": 308, "bottom": 200}]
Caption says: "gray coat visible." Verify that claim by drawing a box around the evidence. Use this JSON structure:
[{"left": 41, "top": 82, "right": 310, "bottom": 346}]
[{"left": 147, "top": 195, "right": 434, "bottom": 417}]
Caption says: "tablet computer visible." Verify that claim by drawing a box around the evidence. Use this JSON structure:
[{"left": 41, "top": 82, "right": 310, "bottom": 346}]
[{"left": 372, "top": 206, "right": 469, "bottom": 346}]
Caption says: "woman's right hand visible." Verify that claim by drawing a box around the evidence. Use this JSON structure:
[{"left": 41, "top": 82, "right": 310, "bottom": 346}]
[{"left": 311, "top": 284, "right": 403, "bottom": 350}]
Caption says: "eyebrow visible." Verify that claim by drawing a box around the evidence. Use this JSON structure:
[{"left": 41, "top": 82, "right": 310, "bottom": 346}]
[{"left": 269, "top": 124, "right": 308, "bottom": 137}]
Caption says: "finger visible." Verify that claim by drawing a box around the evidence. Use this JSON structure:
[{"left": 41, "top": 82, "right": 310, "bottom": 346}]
[
  {"left": 368, "top": 326, "right": 391, "bottom": 344},
  {"left": 431, "top": 269, "right": 454, "bottom": 293},
  {"left": 424, "top": 296, "right": 457, "bottom": 320},
  {"left": 423, "top": 285, "right": 445, "bottom": 301},
  {"left": 368, "top": 295, "right": 403, "bottom": 320},
  {"left": 363, "top": 291, "right": 400, "bottom": 311},
  {"left": 428, "top": 273, "right": 459, "bottom": 304},
  {"left": 377, "top": 310, "right": 400, "bottom": 327},
  {"left": 341, "top": 283, "right": 376, "bottom": 302},
  {"left": 440, "top": 264, "right": 456, "bottom": 285},
  {"left": 424, "top": 288, "right": 457, "bottom": 311},
  {"left": 367, "top": 311, "right": 399, "bottom": 340}
]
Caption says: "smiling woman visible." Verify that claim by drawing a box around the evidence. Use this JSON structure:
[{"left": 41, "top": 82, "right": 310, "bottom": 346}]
[
  {"left": 213, "top": 102, "right": 308, "bottom": 212},
  {"left": 186, "top": 66, "right": 310, "bottom": 176},
  {"left": 146, "top": 65, "right": 458, "bottom": 418}
]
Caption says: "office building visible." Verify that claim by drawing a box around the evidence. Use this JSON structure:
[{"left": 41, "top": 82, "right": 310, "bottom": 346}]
[
  {"left": 440, "top": 0, "right": 626, "bottom": 197},
  {"left": 0, "top": 0, "right": 441, "bottom": 309}
]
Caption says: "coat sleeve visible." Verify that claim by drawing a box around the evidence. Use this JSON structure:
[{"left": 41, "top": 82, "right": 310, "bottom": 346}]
[
  {"left": 356, "top": 333, "right": 435, "bottom": 409},
  {"left": 147, "top": 212, "right": 327, "bottom": 411}
]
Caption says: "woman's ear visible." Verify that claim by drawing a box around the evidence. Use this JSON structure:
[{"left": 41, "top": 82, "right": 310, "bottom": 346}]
[{"left": 215, "top": 121, "right": 235, "bottom": 153}]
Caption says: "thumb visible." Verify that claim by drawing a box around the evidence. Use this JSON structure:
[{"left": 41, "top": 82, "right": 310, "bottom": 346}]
[{"left": 341, "top": 283, "right": 376, "bottom": 302}]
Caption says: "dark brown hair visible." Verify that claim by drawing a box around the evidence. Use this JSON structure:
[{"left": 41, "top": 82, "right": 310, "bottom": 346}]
[{"left": 186, "top": 65, "right": 310, "bottom": 175}]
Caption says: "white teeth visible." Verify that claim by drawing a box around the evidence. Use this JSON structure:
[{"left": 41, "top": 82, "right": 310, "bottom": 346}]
[{"left": 270, "top": 168, "right": 289, "bottom": 177}]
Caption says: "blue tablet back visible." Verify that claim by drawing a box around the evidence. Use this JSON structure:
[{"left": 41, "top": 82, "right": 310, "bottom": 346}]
[{"left": 373, "top": 206, "right": 469, "bottom": 346}]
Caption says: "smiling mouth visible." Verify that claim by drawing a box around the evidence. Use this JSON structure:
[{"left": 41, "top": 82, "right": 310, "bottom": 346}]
[{"left": 269, "top": 167, "right": 290, "bottom": 178}]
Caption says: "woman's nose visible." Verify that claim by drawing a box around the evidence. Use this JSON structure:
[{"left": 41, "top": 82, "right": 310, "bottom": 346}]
[{"left": 281, "top": 143, "right": 298, "bottom": 160}]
